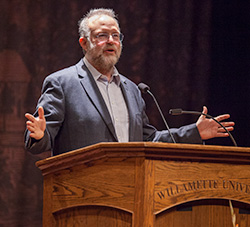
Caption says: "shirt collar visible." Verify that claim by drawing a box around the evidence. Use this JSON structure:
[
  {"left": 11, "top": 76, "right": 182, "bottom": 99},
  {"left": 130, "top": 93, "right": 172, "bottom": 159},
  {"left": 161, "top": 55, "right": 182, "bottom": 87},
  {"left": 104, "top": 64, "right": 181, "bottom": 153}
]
[{"left": 83, "top": 57, "right": 120, "bottom": 85}]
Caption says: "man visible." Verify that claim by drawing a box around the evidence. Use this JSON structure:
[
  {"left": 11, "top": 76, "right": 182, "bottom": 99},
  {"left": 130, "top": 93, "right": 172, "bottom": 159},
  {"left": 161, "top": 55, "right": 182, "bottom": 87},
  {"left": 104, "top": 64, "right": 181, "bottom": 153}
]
[{"left": 24, "top": 8, "right": 234, "bottom": 156}]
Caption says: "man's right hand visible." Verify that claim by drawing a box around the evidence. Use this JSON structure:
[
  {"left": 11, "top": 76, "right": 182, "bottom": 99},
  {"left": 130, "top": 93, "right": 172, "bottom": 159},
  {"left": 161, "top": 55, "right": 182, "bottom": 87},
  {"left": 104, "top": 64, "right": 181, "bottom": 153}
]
[{"left": 25, "top": 106, "right": 46, "bottom": 140}]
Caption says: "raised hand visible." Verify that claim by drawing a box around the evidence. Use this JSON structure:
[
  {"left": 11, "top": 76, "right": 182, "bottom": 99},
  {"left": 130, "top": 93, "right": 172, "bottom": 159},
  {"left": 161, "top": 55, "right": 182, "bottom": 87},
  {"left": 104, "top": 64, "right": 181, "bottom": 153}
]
[
  {"left": 196, "top": 106, "right": 235, "bottom": 140},
  {"left": 25, "top": 106, "right": 46, "bottom": 140}
]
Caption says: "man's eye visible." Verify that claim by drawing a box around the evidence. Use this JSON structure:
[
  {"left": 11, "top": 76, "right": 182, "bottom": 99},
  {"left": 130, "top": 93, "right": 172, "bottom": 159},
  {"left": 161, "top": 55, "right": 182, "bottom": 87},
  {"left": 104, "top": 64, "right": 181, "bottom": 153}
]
[{"left": 98, "top": 33, "right": 108, "bottom": 38}]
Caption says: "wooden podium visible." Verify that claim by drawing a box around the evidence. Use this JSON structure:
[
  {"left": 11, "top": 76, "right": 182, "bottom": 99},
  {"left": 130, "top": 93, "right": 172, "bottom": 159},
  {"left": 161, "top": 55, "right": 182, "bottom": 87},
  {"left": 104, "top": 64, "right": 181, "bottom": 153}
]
[{"left": 36, "top": 142, "right": 250, "bottom": 226}]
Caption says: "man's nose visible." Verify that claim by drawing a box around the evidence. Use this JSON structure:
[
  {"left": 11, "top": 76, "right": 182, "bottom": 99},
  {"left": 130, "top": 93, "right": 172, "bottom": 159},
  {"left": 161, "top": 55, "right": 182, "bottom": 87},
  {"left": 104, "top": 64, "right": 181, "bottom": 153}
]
[{"left": 107, "top": 34, "right": 115, "bottom": 42}]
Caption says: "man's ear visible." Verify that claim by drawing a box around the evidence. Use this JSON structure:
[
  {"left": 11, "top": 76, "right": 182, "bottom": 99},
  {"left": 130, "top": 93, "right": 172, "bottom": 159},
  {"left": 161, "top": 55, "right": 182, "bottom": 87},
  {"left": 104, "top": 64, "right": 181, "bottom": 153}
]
[{"left": 79, "top": 37, "right": 87, "bottom": 52}]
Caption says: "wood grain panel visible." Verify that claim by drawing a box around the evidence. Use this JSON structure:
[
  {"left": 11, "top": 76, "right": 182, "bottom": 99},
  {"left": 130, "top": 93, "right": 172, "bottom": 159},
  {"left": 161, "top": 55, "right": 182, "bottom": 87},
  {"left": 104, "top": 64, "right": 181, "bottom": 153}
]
[
  {"left": 155, "top": 199, "right": 250, "bottom": 227},
  {"left": 51, "top": 157, "right": 135, "bottom": 213},
  {"left": 154, "top": 160, "right": 250, "bottom": 212},
  {"left": 54, "top": 206, "right": 132, "bottom": 227}
]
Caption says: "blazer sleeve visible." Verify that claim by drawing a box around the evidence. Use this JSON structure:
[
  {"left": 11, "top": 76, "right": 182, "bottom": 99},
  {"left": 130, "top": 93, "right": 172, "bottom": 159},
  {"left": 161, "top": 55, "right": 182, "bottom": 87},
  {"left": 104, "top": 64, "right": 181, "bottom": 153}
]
[
  {"left": 152, "top": 123, "right": 203, "bottom": 144},
  {"left": 24, "top": 74, "right": 65, "bottom": 154}
]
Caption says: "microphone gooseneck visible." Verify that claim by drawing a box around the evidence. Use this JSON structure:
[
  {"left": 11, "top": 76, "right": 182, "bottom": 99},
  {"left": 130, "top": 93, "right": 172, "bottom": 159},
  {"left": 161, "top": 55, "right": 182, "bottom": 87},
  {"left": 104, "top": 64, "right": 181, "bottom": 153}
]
[
  {"left": 169, "top": 108, "right": 237, "bottom": 147},
  {"left": 138, "top": 83, "right": 176, "bottom": 143}
]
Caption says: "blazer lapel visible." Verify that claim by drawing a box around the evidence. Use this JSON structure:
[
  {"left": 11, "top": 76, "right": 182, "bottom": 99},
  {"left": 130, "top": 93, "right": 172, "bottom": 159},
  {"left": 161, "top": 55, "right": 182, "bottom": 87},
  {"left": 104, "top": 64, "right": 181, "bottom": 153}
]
[
  {"left": 120, "top": 78, "right": 137, "bottom": 141},
  {"left": 76, "top": 60, "right": 118, "bottom": 141}
]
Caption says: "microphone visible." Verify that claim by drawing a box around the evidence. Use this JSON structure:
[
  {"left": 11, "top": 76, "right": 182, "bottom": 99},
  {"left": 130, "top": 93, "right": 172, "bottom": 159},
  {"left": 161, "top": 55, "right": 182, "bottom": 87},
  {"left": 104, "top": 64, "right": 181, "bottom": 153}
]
[
  {"left": 138, "top": 83, "right": 176, "bottom": 143},
  {"left": 169, "top": 108, "right": 237, "bottom": 146}
]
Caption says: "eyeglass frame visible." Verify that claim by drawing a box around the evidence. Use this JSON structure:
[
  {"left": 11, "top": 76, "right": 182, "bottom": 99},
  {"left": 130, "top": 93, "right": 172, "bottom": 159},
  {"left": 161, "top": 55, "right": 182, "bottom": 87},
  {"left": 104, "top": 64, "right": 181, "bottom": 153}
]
[{"left": 86, "top": 32, "right": 124, "bottom": 43}]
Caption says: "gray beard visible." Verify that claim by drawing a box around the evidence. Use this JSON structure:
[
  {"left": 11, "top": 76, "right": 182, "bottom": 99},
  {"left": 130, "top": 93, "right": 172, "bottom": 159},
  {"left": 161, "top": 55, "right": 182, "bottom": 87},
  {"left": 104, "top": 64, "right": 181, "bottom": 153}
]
[
  {"left": 86, "top": 40, "right": 122, "bottom": 74},
  {"left": 92, "top": 54, "right": 119, "bottom": 74}
]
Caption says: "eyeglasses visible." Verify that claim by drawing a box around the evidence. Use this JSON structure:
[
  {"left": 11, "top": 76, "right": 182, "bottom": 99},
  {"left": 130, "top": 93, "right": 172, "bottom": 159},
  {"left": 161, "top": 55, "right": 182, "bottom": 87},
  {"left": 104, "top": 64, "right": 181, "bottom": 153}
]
[{"left": 94, "top": 32, "right": 124, "bottom": 43}]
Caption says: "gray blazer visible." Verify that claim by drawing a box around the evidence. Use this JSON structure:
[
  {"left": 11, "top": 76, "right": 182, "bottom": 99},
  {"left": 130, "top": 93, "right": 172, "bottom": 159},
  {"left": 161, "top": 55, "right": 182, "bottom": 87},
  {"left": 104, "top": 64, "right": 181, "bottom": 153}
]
[{"left": 25, "top": 59, "right": 202, "bottom": 156}]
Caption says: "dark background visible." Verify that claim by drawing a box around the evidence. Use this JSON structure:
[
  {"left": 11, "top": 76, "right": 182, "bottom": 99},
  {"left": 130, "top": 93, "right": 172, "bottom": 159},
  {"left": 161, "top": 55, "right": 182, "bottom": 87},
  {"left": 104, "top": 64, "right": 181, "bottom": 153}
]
[{"left": 0, "top": 0, "right": 249, "bottom": 226}]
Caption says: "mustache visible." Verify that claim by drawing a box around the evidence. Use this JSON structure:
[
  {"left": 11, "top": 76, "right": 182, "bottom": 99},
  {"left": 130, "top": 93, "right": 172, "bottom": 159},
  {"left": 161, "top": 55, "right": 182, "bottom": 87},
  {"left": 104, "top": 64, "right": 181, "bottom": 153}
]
[{"left": 103, "top": 43, "right": 117, "bottom": 50}]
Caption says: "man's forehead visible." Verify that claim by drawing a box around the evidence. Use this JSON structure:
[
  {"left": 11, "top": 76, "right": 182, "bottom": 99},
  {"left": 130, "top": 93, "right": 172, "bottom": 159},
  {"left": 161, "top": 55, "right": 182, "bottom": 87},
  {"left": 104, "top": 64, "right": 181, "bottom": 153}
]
[{"left": 88, "top": 15, "right": 119, "bottom": 30}]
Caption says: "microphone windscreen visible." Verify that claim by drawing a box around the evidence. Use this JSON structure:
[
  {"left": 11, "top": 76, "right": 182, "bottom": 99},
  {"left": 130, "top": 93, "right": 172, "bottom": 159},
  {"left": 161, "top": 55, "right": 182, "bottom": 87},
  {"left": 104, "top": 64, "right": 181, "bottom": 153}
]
[
  {"left": 169, "top": 109, "right": 183, "bottom": 115},
  {"left": 138, "top": 83, "right": 150, "bottom": 94}
]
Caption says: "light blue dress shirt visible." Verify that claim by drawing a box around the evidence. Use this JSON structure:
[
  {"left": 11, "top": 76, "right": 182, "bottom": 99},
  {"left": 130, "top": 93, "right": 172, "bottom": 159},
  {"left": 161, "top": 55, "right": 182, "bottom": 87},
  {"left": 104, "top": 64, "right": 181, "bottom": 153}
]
[{"left": 83, "top": 57, "right": 129, "bottom": 142}]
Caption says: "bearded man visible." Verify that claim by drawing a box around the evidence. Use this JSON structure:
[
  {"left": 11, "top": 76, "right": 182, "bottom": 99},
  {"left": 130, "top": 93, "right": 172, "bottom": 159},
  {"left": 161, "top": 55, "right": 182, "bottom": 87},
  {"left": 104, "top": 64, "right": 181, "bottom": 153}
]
[{"left": 24, "top": 8, "right": 234, "bottom": 156}]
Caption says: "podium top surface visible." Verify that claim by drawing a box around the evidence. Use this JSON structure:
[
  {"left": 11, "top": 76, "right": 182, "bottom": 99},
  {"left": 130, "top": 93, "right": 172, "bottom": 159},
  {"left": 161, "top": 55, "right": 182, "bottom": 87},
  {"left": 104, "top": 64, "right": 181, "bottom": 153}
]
[{"left": 36, "top": 142, "right": 250, "bottom": 175}]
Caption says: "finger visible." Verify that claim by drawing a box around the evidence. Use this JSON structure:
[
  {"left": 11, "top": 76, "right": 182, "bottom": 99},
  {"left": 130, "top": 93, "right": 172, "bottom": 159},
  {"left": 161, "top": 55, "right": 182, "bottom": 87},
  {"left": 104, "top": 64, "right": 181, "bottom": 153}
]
[
  {"left": 226, "top": 126, "right": 234, "bottom": 132},
  {"left": 220, "top": 121, "right": 235, "bottom": 127},
  {"left": 215, "top": 114, "right": 230, "bottom": 122},
  {"left": 218, "top": 126, "right": 234, "bottom": 133},
  {"left": 200, "top": 106, "right": 207, "bottom": 119},
  {"left": 38, "top": 106, "right": 45, "bottom": 120},
  {"left": 27, "top": 125, "right": 35, "bottom": 132},
  {"left": 29, "top": 130, "right": 44, "bottom": 140},
  {"left": 25, "top": 113, "right": 36, "bottom": 122},
  {"left": 202, "top": 106, "right": 208, "bottom": 115},
  {"left": 26, "top": 120, "right": 34, "bottom": 127},
  {"left": 216, "top": 132, "right": 230, "bottom": 137},
  {"left": 29, "top": 132, "right": 37, "bottom": 138}
]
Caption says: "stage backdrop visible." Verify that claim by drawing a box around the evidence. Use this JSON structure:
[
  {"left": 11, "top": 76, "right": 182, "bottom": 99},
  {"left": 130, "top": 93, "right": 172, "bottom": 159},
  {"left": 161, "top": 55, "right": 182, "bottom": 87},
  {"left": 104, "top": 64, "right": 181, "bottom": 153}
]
[{"left": 0, "top": 0, "right": 249, "bottom": 226}]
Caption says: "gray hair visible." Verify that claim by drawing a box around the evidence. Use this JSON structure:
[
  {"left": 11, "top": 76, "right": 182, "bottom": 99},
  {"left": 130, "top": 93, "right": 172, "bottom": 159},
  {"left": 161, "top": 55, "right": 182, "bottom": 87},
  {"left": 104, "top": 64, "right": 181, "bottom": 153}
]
[{"left": 78, "top": 8, "right": 120, "bottom": 38}]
